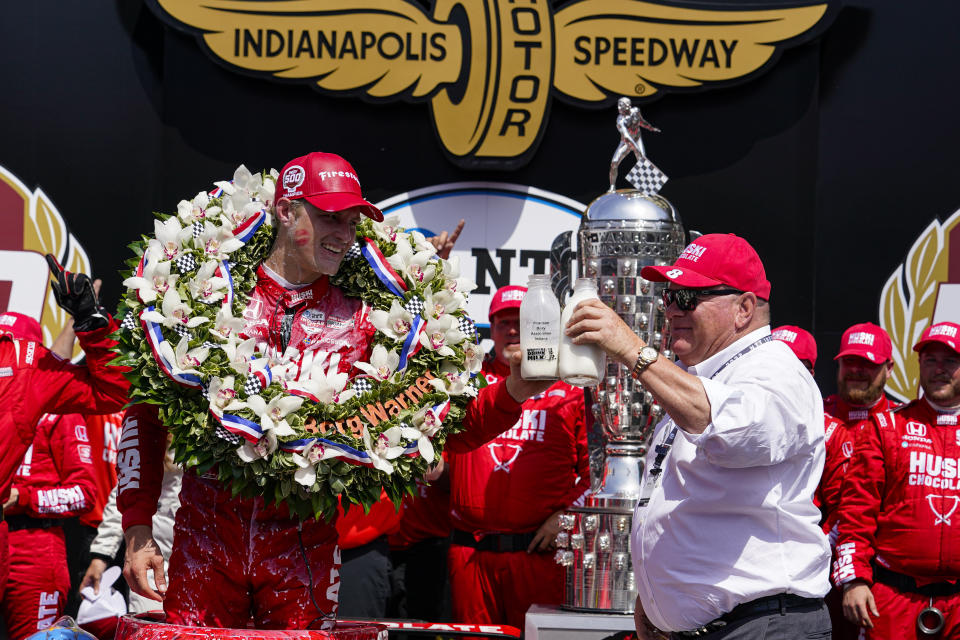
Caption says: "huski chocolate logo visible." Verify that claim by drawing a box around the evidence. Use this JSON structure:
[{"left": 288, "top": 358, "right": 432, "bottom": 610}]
[{"left": 149, "top": 0, "right": 836, "bottom": 168}]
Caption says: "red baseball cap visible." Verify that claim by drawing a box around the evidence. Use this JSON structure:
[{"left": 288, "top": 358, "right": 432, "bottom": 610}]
[
  {"left": 834, "top": 322, "right": 892, "bottom": 364},
  {"left": 0, "top": 311, "right": 42, "bottom": 342},
  {"left": 913, "top": 321, "right": 960, "bottom": 355},
  {"left": 489, "top": 286, "right": 526, "bottom": 318},
  {"left": 772, "top": 325, "right": 817, "bottom": 368},
  {"left": 274, "top": 152, "right": 383, "bottom": 222},
  {"left": 639, "top": 233, "right": 771, "bottom": 300}
]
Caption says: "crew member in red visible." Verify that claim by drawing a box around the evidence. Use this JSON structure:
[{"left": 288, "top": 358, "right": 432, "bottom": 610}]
[
  {"left": 447, "top": 285, "right": 591, "bottom": 630},
  {"left": 816, "top": 322, "right": 895, "bottom": 639},
  {"left": 1, "top": 411, "right": 98, "bottom": 640},
  {"left": 835, "top": 321, "right": 960, "bottom": 638},
  {"left": 0, "top": 262, "right": 128, "bottom": 605},
  {"left": 772, "top": 325, "right": 817, "bottom": 376},
  {"left": 119, "top": 152, "right": 551, "bottom": 630}
]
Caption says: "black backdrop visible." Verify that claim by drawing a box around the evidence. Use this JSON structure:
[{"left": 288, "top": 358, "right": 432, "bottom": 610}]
[{"left": 1, "top": 0, "right": 958, "bottom": 394}]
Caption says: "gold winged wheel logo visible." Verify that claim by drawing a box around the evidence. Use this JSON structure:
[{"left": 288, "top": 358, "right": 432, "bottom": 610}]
[
  {"left": 152, "top": 0, "right": 834, "bottom": 166},
  {"left": 0, "top": 165, "right": 92, "bottom": 358},
  {"left": 880, "top": 208, "right": 960, "bottom": 402}
]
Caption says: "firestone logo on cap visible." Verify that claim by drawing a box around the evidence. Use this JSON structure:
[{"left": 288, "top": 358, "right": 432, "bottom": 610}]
[
  {"left": 0, "top": 314, "right": 15, "bottom": 327},
  {"left": 282, "top": 165, "right": 306, "bottom": 196},
  {"left": 318, "top": 170, "right": 361, "bottom": 187},
  {"left": 678, "top": 243, "right": 707, "bottom": 263},
  {"left": 931, "top": 325, "right": 959, "bottom": 338},
  {"left": 772, "top": 328, "right": 798, "bottom": 343},
  {"left": 847, "top": 332, "right": 876, "bottom": 346},
  {"left": 501, "top": 290, "right": 524, "bottom": 302}
]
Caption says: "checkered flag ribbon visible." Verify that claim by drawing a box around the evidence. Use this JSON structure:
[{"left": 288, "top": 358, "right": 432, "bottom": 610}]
[
  {"left": 344, "top": 242, "right": 362, "bottom": 260},
  {"left": 243, "top": 372, "right": 263, "bottom": 396},
  {"left": 404, "top": 296, "right": 425, "bottom": 316},
  {"left": 192, "top": 221, "right": 204, "bottom": 238},
  {"left": 351, "top": 377, "right": 373, "bottom": 394},
  {"left": 120, "top": 311, "right": 137, "bottom": 332},
  {"left": 171, "top": 324, "right": 192, "bottom": 339},
  {"left": 458, "top": 315, "right": 476, "bottom": 338},
  {"left": 214, "top": 423, "right": 242, "bottom": 445},
  {"left": 626, "top": 157, "right": 668, "bottom": 195},
  {"left": 173, "top": 252, "right": 198, "bottom": 274}
]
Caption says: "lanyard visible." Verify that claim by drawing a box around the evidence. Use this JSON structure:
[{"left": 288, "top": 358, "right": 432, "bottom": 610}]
[{"left": 639, "top": 335, "right": 773, "bottom": 501}]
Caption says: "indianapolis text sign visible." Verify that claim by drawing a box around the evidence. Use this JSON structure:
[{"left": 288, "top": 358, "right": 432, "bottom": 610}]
[{"left": 149, "top": 0, "right": 836, "bottom": 168}]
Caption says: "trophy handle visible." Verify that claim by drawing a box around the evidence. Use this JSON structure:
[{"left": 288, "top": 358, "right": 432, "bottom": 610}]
[{"left": 550, "top": 230, "right": 575, "bottom": 304}]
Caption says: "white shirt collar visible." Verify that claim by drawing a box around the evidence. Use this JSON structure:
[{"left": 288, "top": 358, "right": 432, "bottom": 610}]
[{"left": 687, "top": 326, "right": 772, "bottom": 379}]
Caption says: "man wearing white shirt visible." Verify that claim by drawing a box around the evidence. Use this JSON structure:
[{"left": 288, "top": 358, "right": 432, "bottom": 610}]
[{"left": 566, "top": 233, "right": 831, "bottom": 639}]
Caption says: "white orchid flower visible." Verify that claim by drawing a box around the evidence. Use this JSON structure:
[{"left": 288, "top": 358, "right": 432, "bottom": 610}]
[
  {"left": 210, "top": 307, "right": 245, "bottom": 341},
  {"left": 423, "top": 289, "right": 464, "bottom": 320},
  {"left": 291, "top": 441, "right": 342, "bottom": 487},
  {"left": 147, "top": 217, "right": 192, "bottom": 261},
  {"left": 291, "top": 365, "right": 355, "bottom": 405},
  {"left": 221, "top": 337, "right": 257, "bottom": 376},
  {"left": 429, "top": 361, "right": 476, "bottom": 397},
  {"left": 236, "top": 429, "right": 277, "bottom": 462},
  {"left": 220, "top": 199, "right": 264, "bottom": 230},
  {"left": 369, "top": 300, "right": 414, "bottom": 341},
  {"left": 387, "top": 241, "right": 437, "bottom": 285},
  {"left": 122, "top": 254, "right": 177, "bottom": 303},
  {"left": 362, "top": 426, "right": 408, "bottom": 474},
  {"left": 354, "top": 345, "right": 400, "bottom": 382},
  {"left": 141, "top": 288, "right": 209, "bottom": 329},
  {"left": 245, "top": 394, "right": 303, "bottom": 437},
  {"left": 194, "top": 222, "right": 244, "bottom": 261},
  {"left": 462, "top": 341, "right": 484, "bottom": 374},
  {"left": 419, "top": 315, "right": 466, "bottom": 358},
  {"left": 373, "top": 215, "right": 404, "bottom": 244},
  {"left": 410, "top": 230, "right": 438, "bottom": 254},
  {"left": 188, "top": 261, "right": 228, "bottom": 304},
  {"left": 207, "top": 375, "right": 247, "bottom": 417},
  {"left": 441, "top": 257, "right": 478, "bottom": 295},
  {"left": 177, "top": 191, "right": 221, "bottom": 225},
  {"left": 157, "top": 335, "right": 209, "bottom": 377}
]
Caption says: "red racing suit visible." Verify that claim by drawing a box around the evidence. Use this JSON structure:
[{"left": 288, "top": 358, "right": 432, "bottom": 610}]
[
  {"left": 834, "top": 398, "right": 960, "bottom": 638},
  {"left": 0, "top": 319, "right": 127, "bottom": 604},
  {"left": 118, "top": 267, "right": 525, "bottom": 629},
  {"left": 447, "top": 357, "right": 590, "bottom": 629},
  {"left": 1, "top": 413, "right": 97, "bottom": 640},
  {"left": 78, "top": 412, "right": 123, "bottom": 528},
  {"left": 818, "top": 394, "right": 896, "bottom": 539}
]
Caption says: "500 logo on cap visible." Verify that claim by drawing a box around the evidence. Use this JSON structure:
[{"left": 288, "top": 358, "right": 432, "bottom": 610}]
[
  {"left": 147, "top": 0, "right": 835, "bottom": 169},
  {"left": 282, "top": 165, "right": 306, "bottom": 196}
]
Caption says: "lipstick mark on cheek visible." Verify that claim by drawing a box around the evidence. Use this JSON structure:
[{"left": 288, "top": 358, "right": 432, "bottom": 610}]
[{"left": 294, "top": 230, "right": 312, "bottom": 246}]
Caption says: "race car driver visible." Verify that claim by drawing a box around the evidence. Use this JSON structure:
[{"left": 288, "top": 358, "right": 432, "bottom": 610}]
[
  {"left": 1, "top": 411, "right": 98, "bottom": 640},
  {"left": 446, "top": 285, "right": 590, "bottom": 629},
  {"left": 0, "top": 263, "right": 129, "bottom": 604},
  {"left": 119, "top": 151, "right": 553, "bottom": 629},
  {"left": 835, "top": 321, "right": 960, "bottom": 638}
]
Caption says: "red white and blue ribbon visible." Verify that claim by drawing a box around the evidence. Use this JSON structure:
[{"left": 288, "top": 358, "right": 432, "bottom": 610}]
[
  {"left": 361, "top": 238, "right": 407, "bottom": 297},
  {"left": 278, "top": 436, "right": 418, "bottom": 467},
  {"left": 212, "top": 409, "right": 262, "bottom": 443},
  {"left": 233, "top": 208, "right": 267, "bottom": 243},
  {"left": 397, "top": 314, "right": 426, "bottom": 370},
  {"left": 209, "top": 184, "right": 225, "bottom": 198},
  {"left": 141, "top": 307, "right": 203, "bottom": 388},
  {"left": 215, "top": 259, "right": 234, "bottom": 309}
]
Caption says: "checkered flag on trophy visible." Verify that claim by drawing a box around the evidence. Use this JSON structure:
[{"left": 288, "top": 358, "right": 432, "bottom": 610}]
[{"left": 626, "top": 157, "right": 668, "bottom": 195}]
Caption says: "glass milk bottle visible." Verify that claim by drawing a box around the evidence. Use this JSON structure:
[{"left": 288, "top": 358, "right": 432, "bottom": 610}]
[
  {"left": 520, "top": 274, "right": 561, "bottom": 380},
  {"left": 559, "top": 278, "right": 605, "bottom": 386}
]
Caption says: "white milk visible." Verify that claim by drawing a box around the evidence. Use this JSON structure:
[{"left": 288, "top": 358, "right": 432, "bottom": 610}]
[
  {"left": 559, "top": 278, "right": 605, "bottom": 386},
  {"left": 520, "top": 274, "right": 561, "bottom": 380}
]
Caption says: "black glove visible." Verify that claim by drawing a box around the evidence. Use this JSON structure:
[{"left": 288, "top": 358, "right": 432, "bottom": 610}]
[{"left": 45, "top": 254, "right": 108, "bottom": 332}]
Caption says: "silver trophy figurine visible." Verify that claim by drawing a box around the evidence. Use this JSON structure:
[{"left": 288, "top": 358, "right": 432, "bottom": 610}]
[{"left": 551, "top": 97, "right": 685, "bottom": 614}]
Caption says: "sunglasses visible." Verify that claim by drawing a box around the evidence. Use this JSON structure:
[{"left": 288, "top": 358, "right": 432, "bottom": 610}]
[{"left": 661, "top": 288, "right": 744, "bottom": 311}]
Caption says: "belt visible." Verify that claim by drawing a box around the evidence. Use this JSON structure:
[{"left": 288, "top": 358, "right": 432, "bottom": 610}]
[
  {"left": 452, "top": 528, "right": 537, "bottom": 553},
  {"left": 5, "top": 514, "right": 58, "bottom": 531},
  {"left": 672, "top": 594, "right": 823, "bottom": 638},
  {"left": 873, "top": 563, "right": 960, "bottom": 597}
]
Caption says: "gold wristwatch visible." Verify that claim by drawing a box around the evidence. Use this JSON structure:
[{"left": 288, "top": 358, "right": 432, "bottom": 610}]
[{"left": 631, "top": 346, "right": 659, "bottom": 378}]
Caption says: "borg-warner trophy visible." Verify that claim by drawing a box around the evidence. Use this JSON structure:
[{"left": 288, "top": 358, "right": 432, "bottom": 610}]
[{"left": 550, "top": 97, "right": 686, "bottom": 614}]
